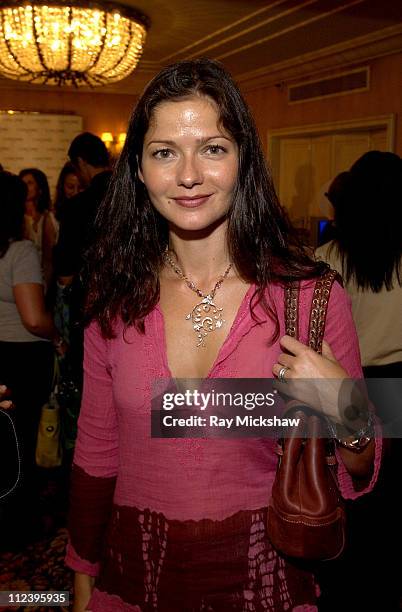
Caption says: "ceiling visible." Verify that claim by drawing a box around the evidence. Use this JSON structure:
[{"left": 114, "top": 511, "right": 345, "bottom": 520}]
[{"left": 1, "top": 0, "right": 402, "bottom": 95}]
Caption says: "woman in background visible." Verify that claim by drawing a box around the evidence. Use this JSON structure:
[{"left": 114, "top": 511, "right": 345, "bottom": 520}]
[
  {"left": 0, "top": 171, "right": 65, "bottom": 548},
  {"left": 316, "top": 150, "right": 402, "bottom": 611},
  {"left": 316, "top": 152, "right": 402, "bottom": 376},
  {"left": 54, "top": 162, "right": 81, "bottom": 224},
  {"left": 19, "top": 167, "right": 57, "bottom": 288},
  {"left": 0, "top": 385, "right": 12, "bottom": 409},
  {"left": 20, "top": 167, "right": 52, "bottom": 252},
  {"left": 51, "top": 162, "right": 82, "bottom": 342}
]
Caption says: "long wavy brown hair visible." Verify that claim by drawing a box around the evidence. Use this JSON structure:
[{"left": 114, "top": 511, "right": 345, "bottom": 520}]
[
  {"left": 327, "top": 151, "right": 402, "bottom": 292},
  {"left": 83, "top": 59, "right": 327, "bottom": 339}
]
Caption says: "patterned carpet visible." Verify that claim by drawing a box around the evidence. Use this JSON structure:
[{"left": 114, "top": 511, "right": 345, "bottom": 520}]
[{"left": 0, "top": 527, "right": 73, "bottom": 612}]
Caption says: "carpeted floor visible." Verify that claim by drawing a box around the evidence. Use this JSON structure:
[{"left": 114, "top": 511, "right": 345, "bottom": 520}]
[
  {"left": 0, "top": 527, "right": 73, "bottom": 612},
  {"left": 0, "top": 463, "right": 74, "bottom": 612}
]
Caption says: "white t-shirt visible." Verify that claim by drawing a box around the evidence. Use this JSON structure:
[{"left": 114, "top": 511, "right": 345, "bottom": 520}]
[{"left": 315, "top": 240, "right": 402, "bottom": 367}]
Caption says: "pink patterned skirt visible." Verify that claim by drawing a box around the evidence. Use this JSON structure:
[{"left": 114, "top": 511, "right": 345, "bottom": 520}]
[{"left": 87, "top": 504, "right": 318, "bottom": 611}]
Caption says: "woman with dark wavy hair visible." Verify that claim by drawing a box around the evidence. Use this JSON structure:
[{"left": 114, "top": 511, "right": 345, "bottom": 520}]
[
  {"left": 66, "top": 60, "right": 380, "bottom": 612},
  {"left": 54, "top": 161, "right": 81, "bottom": 222},
  {"left": 19, "top": 167, "right": 57, "bottom": 288},
  {"left": 316, "top": 151, "right": 402, "bottom": 374},
  {"left": 316, "top": 151, "right": 402, "bottom": 610}
]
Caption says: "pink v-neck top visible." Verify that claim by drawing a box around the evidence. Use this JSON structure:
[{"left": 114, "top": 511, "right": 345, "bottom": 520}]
[{"left": 66, "top": 280, "right": 381, "bottom": 611}]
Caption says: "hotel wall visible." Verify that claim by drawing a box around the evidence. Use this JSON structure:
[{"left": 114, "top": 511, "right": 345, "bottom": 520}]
[
  {"left": 243, "top": 52, "right": 402, "bottom": 157},
  {"left": 0, "top": 51, "right": 401, "bottom": 155},
  {"left": 0, "top": 87, "right": 137, "bottom": 139}
]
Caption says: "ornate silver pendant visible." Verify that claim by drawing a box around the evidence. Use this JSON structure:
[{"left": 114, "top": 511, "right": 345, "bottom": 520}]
[{"left": 186, "top": 294, "right": 224, "bottom": 348}]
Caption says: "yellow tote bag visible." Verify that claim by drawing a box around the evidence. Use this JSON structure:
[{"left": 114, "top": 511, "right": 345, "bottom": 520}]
[{"left": 35, "top": 358, "right": 62, "bottom": 468}]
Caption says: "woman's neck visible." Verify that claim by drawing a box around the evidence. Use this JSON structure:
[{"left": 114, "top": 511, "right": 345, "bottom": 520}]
[
  {"left": 25, "top": 200, "right": 41, "bottom": 220},
  {"left": 166, "top": 222, "right": 232, "bottom": 285}
]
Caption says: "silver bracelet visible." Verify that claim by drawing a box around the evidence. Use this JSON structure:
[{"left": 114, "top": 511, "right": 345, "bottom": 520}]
[{"left": 327, "top": 411, "right": 374, "bottom": 451}]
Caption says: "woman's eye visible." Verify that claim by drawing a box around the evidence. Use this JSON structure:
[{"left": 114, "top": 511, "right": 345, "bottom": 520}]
[
  {"left": 205, "top": 144, "right": 226, "bottom": 155},
  {"left": 152, "top": 149, "right": 174, "bottom": 159}
]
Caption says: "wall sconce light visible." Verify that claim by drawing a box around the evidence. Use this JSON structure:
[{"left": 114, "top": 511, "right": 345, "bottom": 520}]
[
  {"left": 101, "top": 131, "right": 127, "bottom": 156},
  {"left": 101, "top": 132, "right": 114, "bottom": 146}
]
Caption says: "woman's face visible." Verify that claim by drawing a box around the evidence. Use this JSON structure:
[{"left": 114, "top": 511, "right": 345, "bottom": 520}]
[
  {"left": 139, "top": 95, "right": 238, "bottom": 233},
  {"left": 21, "top": 173, "right": 39, "bottom": 202},
  {"left": 64, "top": 172, "right": 80, "bottom": 199}
]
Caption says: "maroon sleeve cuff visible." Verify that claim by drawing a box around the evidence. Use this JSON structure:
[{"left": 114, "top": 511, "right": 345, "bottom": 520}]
[{"left": 68, "top": 464, "right": 116, "bottom": 565}]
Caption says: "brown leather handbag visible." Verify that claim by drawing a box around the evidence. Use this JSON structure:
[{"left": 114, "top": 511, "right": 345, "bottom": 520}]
[{"left": 267, "top": 270, "right": 346, "bottom": 561}]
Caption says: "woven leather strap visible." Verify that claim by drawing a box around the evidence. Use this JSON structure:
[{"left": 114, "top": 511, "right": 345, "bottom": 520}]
[
  {"left": 283, "top": 269, "right": 340, "bottom": 464},
  {"left": 285, "top": 269, "right": 338, "bottom": 352}
]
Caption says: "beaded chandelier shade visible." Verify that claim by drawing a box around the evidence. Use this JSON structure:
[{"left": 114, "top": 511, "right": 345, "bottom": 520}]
[{"left": 0, "top": 0, "right": 149, "bottom": 87}]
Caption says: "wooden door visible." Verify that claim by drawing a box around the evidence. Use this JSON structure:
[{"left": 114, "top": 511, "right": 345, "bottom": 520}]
[
  {"left": 278, "top": 137, "right": 311, "bottom": 227},
  {"left": 332, "top": 133, "right": 371, "bottom": 175},
  {"left": 276, "top": 127, "right": 388, "bottom": 225}
]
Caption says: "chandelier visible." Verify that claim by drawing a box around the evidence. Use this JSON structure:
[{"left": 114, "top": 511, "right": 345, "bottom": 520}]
[{"left": 0, "top": 0, "right": 149, "bottom": 87}]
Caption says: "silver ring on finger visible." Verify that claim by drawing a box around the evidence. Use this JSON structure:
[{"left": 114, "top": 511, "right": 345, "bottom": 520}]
[{"left": 278, "top": 365, "right": 289, "bottom": 383}]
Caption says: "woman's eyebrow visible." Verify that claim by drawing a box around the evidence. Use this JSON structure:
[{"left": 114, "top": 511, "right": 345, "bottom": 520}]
[
  {"left": 146, "top": 135, "right": 232, "bottom": 147},
  {"left": 146, "top": 139, "right": 176, "bottom": 146}
]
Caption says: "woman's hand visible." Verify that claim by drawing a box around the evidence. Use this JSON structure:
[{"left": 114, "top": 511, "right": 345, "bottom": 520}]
[
  {"left": 273, "top": 335, "right": 348, "bottom": 379},
  {"left": 53, "top": 337, "right": 68, "bottom": 358},
  {"left": 272, "top": 335, "right": 352, "bottom": 425},
  {"left": 0, "top": 384, "right": 13, "bottom": 410},
  {"left": 273, "top": 336, "right": 375, "bottom": 478}
]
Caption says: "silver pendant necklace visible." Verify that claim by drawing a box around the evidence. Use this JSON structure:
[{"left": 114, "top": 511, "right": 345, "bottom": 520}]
[{"left": 163, "top": 250, "right": 233, "bottom": 348}]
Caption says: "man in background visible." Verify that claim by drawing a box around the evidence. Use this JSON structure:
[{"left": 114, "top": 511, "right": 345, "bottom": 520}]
[{"left": 55, "top": 132, "right": 111, "bottom": 389}]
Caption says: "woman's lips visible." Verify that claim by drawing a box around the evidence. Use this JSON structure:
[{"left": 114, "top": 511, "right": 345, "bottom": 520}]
[{"left": 172, "top": 194, "right": 212, "bottom": 208}]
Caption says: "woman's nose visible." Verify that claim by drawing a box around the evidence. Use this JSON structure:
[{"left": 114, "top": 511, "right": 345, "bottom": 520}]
[{"left": 177, "top": 154, "right": 202, "bottom": 188}]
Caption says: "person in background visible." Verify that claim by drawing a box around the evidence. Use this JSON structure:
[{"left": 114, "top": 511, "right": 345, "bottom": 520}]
[
  {"left": 66, "top": 59, "right": 380, "bottom": 612},
  {"left": 49, "top": 162, "right": 82, "bottom": 344},
  {"left": 0, "top": 384, "right": 17, "bottom": 537},
  {"left": 0, "top": 171, "right": 66, "bottom": 549},
  {"left": 19, "top": 167, "right": 57, "bottom": 289},
  {"left": 316, "top": 152, "right": 402, "bottom": 377},
  {"left": 54, "top": 161, "right": 82, "bottom": 225},
  {"left": 54, "top": 133, "right": 111, "bottom": 390},
  {"left": 0, "top": 384, "right": 12, "bottom": 409},
  {"left": 317, "top": 172, "right": 351, "bottom": 247},
  {"left": 316, "top": 150, "right": 402, "bottom": 611}
]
